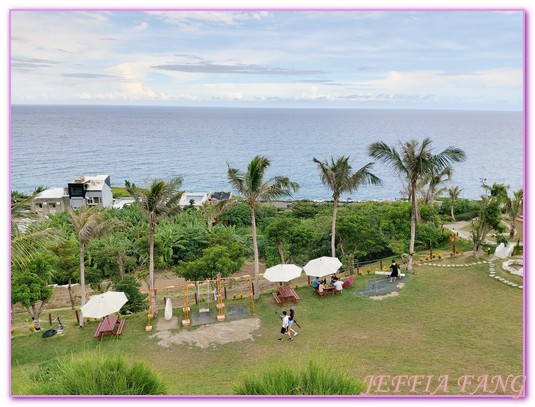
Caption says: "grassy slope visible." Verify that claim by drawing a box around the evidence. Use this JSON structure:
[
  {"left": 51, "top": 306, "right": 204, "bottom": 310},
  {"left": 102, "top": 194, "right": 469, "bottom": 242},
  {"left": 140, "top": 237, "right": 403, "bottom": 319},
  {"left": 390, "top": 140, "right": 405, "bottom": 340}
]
[{"left": 11, "top": 263, "right": 523, "bottom": 396}]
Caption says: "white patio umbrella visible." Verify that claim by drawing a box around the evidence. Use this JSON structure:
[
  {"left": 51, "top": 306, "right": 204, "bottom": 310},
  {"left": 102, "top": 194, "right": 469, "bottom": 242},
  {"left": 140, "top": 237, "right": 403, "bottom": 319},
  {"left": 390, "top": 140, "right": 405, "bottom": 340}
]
[
  {"left": 81, "top": 291, "right": 128, "bottom": 319},
  {"left": 264, "top": 264, "right": 303, "bottom": 283},
  {"left": 303, "top": 256, "right": 343, "bottom": 278}
]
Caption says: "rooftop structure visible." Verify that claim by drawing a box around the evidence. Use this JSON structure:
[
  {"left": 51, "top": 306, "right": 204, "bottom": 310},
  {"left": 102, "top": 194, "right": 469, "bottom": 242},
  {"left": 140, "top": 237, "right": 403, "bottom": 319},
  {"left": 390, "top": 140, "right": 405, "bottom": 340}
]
[
  {"left": 209, "top": 191, "right": 232, "bottom": 201},
  {"left": 31, "top": 187, "right": 70, "bottom": 217},
  {"left": 179, "top": 192, "right": 209, "bottom": 207},
  {"left": 67, "top": 175, "right": 113, "bottom": 209}
]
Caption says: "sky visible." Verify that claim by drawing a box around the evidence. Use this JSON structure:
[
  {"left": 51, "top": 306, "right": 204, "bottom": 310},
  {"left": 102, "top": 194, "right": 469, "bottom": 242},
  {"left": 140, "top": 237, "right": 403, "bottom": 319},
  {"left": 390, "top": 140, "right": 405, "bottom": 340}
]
[{"left": 10, "top": 9, "right": 524, "bottom": 110}]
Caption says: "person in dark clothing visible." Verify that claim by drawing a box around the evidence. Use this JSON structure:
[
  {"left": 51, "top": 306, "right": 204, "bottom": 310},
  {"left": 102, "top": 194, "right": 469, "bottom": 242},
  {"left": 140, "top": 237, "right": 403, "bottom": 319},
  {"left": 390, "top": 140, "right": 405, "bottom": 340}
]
[{"left": 390, "top": 259, "right": 400, "bottom": 283}]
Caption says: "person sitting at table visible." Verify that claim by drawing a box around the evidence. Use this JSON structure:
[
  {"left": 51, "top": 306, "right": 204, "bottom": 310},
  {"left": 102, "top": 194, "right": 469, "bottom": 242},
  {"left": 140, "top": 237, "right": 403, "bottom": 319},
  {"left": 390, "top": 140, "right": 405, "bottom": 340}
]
[
  {"left": 330, "top": 274, "right": 338, "bottom": 285},
  {"left": 312, "top": 276, "right": 320, "bottom": 289},
  {"left": 333, "top": 279, "right": 344, "bottom": 293},
  {"left": 318, "top": 282, "right": 325, "bottom": 294}
]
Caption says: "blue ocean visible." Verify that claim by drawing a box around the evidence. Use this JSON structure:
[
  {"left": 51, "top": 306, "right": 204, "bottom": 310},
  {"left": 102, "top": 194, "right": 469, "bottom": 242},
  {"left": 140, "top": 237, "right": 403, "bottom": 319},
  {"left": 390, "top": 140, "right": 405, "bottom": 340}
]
[{"left": 10, "top": 105, "right": 524, "bottom": 201}]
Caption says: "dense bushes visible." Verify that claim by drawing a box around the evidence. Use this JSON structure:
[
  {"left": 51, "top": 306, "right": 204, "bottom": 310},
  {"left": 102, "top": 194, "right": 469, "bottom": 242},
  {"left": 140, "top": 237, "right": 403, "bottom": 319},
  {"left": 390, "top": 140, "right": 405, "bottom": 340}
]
[
  {"left": 25, "top": 354, "right": 167, "bottom": 395},
  {"left": 235, "top": 360, "right": 364, "bottom": 395}
]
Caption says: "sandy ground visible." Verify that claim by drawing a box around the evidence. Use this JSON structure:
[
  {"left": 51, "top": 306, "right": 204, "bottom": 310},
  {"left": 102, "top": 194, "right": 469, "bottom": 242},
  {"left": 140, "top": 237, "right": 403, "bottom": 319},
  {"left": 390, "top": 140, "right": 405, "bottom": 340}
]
[{"left": 151, "top": 317, "right": 261, "bottom": 349}]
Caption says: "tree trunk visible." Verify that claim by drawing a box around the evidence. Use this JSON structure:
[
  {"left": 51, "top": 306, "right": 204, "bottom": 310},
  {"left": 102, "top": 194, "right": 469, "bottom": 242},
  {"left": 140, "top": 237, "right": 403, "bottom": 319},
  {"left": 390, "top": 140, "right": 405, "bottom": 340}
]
[
  {"left": 67, "top": 279, "right": 75, "bottom": 310},
  {"left": 118, "top": 253, "right": 125, "bottom": 280},
  {"left": 27, "top": 301, "right": 47, "bottom": 330},
  {"left": 278, "top": 240, "right": 285, "bottom": 264},
  {"left": 149, "top": 214, "right": 157, "bottom": 315},
  {"left": 451, "top": 201, "right": 456, "bottom": 221},
  {"left": 407, "top": 183, "right": 418, "bottom": 271},
  {"left": 250, "top": 206, "right": 260, "bottom": 300},
  {"left": 79, "top": 242, "right": 86, "bottom": 327},
  {"left": 331, "top": 197, "right": 339, "bottom": 257},
  {"left": 473, "top": 241, "right": 480, "bottom": 258},
  {"left": 509, "top": 218, "right": 516, "bottom": 238}
]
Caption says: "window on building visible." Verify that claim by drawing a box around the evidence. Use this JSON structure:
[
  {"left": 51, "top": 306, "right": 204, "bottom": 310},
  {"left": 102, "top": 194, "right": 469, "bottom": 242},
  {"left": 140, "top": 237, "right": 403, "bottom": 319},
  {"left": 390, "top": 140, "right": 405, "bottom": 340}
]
[
  {"left": 50, "top": 203, "right": 56, "bottom": 208},
  {"left": 37, "top": 203, "right": 43, "bottom": 209}
]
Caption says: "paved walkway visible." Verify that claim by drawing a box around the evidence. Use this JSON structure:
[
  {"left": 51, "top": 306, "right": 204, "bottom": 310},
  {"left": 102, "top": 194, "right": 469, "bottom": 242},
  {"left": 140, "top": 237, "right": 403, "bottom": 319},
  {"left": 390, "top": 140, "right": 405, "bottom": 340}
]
[{"left": 443, "top": 221, "right": 499, "bottom": 245}]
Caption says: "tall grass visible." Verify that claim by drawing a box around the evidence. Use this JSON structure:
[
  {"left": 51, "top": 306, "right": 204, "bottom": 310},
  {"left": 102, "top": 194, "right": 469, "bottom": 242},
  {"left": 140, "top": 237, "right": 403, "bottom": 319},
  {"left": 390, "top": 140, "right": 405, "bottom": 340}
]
[
  {"left": 235, "top": 359, "right": 364, "bottom": 395},
  {"left": 22, "top": 352, "right": 167, "bottom": 395}
]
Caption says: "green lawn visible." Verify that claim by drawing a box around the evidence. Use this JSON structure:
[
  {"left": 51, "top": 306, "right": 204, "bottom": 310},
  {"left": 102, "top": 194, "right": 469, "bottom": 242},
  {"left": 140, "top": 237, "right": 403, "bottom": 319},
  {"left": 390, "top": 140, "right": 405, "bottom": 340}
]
[{"left": 11, "top": 261, "right": 524, "bottom": 396}]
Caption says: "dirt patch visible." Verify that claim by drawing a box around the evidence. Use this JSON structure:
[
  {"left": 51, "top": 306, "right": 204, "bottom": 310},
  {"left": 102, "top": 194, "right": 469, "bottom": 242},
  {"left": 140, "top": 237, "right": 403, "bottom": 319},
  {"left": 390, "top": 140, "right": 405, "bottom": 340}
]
[
  {"left": 369, "top": 291, "right": 400, "bottom": 301},
  {"left": 151, "top": 317, "right": 261, "bottom": 349}
]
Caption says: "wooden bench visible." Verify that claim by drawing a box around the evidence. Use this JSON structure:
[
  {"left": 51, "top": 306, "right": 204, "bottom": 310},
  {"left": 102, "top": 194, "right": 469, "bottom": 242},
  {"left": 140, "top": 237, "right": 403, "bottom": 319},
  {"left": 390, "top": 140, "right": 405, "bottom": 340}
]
[
  {"left": 272, "top": 292, "right": 282, "bottom": 304},
  {"left": 94, "top": 321, "right": 105, "bottom": 338},
  {"left": 115, "top": 319, "right": 126, "bottom": 336},
  {"left": 315, "top": 288, "right": 328, "bottom": 297},
  {"left": 290, "top": 289, "right": 300, "bottom": 301}
]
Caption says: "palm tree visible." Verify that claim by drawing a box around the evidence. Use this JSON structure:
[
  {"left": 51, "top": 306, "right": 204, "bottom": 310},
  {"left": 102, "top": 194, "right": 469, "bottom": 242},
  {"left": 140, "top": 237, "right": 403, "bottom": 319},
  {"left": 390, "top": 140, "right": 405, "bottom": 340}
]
[
  {"left": 313, "top": 156, "right": 381, "bottom": 257},
  {"left": 507, "top": 189, "right": 523, "bottom": 238},
  {"left": 11, "top": 194, "right": 63, "bottom": 271},
  {"left": 126, "top": 178, "right": 183, "bottom": 314},
  {"left": 448, "top": 186, "right": 463, "bottom": 221},
  {"left": 69, "top": 206, "right": 116, "bottom": 326},
  {"left": 368, "top": 138, "right": 466, "bottom": 270},
  {"left": 421, "top": 166, "right": 452, "bottom": 205},
  {"left": 227, "top": 156, "right": 299, "bottom": 299}
]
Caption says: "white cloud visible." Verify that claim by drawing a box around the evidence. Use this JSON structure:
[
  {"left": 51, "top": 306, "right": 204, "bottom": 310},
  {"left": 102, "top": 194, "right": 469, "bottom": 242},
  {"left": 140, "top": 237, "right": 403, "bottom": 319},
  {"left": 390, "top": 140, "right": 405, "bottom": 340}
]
[
  {"left": 133, "top": 21, "right": 149, "bottom": 31},
  {"left": 146, "top": 11, "right": 270, "bottom": 26}
]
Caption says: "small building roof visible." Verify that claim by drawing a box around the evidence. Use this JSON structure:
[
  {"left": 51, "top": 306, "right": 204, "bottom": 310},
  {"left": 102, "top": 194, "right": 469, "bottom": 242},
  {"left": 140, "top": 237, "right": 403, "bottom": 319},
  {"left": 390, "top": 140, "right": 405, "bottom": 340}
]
[
  {"left": 210, "top": 191, "right": 232, "bottom": 200},
  {"left": 34, "top": 187, "right": 66, "bottom": 200},
  {"left": 70, "top": 175, "right": 111, "bottom": 191},
  {"left": 112, "top": 197, "right": 136, "bottom": 209},
  {"left": 179, "top": 192, "right": 209, "bottom": 207}
]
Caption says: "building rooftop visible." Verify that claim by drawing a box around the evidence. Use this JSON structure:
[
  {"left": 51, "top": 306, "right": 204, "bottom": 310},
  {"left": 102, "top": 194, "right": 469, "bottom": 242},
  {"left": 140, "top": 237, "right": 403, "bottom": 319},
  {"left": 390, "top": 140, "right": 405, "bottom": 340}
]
[
  {"left": 70, "top": 175, "right": 111, "bottom": 191},
  {"left": 34, "top": 187, "right": 66, "bottom": 199},
  {"left": 179, "top": 192, "right": 209, "bottom": 207},
  {"left": 210, "top": 191, "right": 232, "bottom": 201}
]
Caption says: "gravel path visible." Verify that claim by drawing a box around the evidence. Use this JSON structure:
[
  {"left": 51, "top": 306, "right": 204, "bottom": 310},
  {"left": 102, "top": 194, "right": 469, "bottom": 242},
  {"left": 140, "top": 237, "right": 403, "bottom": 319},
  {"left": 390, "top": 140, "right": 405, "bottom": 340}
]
[{"left": 151, "top": 317, "right": 261, "bottom": 349}]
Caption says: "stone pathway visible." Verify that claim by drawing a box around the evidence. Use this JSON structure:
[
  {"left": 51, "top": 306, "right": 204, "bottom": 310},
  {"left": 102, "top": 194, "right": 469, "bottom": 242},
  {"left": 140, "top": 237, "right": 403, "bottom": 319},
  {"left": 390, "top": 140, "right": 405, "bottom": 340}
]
[{"left": 416, "top": 257, "right": 522, "bottom": 290}]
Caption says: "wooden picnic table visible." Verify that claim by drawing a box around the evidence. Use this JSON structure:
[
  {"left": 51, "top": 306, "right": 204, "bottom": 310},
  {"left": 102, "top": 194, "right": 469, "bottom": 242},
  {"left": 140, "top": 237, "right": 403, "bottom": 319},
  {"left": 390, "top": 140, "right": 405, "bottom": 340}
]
[
  {"left": 94, "top": 314, "right": 126, "bottom": 339},
  {"left": 316, "top": 284, "right": 336, "bottom": 297},
  {"left": 276, "top": 286, "right": 300, "bottom": 303}
]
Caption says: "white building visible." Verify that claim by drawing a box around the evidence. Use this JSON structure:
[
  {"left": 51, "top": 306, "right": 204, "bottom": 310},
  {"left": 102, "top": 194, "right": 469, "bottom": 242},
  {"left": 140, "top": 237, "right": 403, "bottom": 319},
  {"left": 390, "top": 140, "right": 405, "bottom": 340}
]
[
  {"left": 179, "top": 192, "right": 209, "bottom": 208},
  {"left": 31, "top": 187, "right": 70, "bottom": 217},
  {"left": 67, "top": 175, "right": 113, "bottom": 209}
]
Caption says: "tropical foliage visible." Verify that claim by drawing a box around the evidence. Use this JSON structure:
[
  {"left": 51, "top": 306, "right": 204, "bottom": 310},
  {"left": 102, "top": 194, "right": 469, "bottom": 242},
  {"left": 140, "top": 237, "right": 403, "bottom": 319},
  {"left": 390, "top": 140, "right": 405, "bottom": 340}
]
[
  {"left": 227, "top": 156, "right": 298, "bottom": 299},
  {"left": 313, "top": 155, "right": 381, "bottom": 257},
  {"left": 368, "top": 138, "right": 466, "bottom": 270}
]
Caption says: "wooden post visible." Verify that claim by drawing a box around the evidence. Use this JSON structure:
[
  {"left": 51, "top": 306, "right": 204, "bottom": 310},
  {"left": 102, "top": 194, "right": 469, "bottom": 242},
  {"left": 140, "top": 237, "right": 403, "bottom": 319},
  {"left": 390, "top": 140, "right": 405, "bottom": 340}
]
[
  {"left": 430, "top": 239, "right": 433, "bottom": 258},
  {"left": 74, "top": 310, "right": 80, "bottom": 325},
  {"left": 379, "top": 259, "right": 383, "bottom": 270},
  {"left": 48, "top": 313, "right": 52, "bottom": 326}
]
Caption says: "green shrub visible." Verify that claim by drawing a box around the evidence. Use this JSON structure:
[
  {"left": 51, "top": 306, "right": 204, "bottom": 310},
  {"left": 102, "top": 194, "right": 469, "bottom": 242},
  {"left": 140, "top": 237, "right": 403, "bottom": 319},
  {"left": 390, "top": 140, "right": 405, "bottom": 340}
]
[
  {"left": 113, "top": 275, "right": 148, "bottom": 314},
  {"left": 25, "top": 353, "right": 167, "bottom": 395},
  {"left": 235, "top": 360, "right": 364, "bottom": 395}
]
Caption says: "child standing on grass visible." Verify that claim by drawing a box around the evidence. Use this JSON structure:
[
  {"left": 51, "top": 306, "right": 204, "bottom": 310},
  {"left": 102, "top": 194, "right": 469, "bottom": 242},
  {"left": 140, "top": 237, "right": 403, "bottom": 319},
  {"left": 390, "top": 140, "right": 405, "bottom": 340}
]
[{"left": 278, "top": 311, "right": 292, "bottom": 341}]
